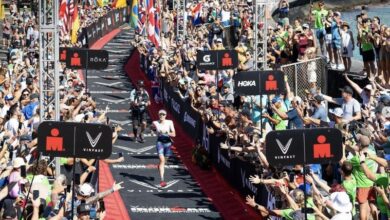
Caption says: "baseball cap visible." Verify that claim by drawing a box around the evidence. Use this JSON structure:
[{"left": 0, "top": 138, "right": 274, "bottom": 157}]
[
  {"left": 5, "top": 94, "right": 14, "bottom": 101},
  {"left": 241, "top": 109, "right": 251, "bottom": 118},
  {"left": 272, "top": 96, "right": 282, "bottom": 104},
  {"left": 78, "top": 183, "right": 95, "bottom": 197},
  {"left": 312, "top": 95, "right": 324, "bottom": 102},
  {"left": 302, "top": 23, "right": 309, "bottom": 29},
  {"left": 216, "top": 38, "right": 223, "bottom": 43},
  {"left": 330, "top": 192, "right": 353, "bottom": 213},
  {"left": 339, "top": 86, "right": 353, "bottom": 95},
  {"left": 223, "top": 83, "right": 230, "bottom": 88},
  {"left": 329, "top": 108, "right": 343, "bottom": 118}
]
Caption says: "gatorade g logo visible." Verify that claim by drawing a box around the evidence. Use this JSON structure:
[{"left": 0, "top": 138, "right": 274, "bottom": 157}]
[
  {"left": 203, "top": 55, "right": 211, "bottom": 62},
  {"left": 313, "top": 135, "right": 333, "bottom": 158}
]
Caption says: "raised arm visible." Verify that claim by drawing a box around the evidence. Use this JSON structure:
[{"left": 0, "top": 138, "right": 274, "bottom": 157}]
[{"left": 344, "top": 74, "right": 363, "bottom": 95}]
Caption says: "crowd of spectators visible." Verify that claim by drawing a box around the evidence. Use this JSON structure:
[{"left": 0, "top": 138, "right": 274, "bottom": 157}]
[
  {"left": 133, "top": 0, "right": 390, "bottom": 219},
  {"left": 0, "top": 2, "right": 125, "bottom": 220}
]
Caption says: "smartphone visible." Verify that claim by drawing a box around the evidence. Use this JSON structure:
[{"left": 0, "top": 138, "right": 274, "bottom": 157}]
[
  {"left": 33, "top": 190, "right": 39, "bottom": 200},
  {"left": 301, "top": 207, "right": 314, "bottom": 214},
  {"left": 118, "top": 152, "right": 123, "bottom": 158},
  {"left": 20, "top": 165, "right": 26, "bottom": 178},
  {"left": 364, "top": 152, "right": 368, "bottom": 157},
  {"left": 289, "top": 173, "right": 295, "bottom": 182},
  {"left": 99, "top": 200, "right": 105, "bottom": 212},
  {"left": 75, "top": 174, "right": 80, "bottom": 185},
  {"left": 106, "top": 117, "right": 109, "bottom": 125},
  {"left": 66, "top": 184, "right": 71, "bottom": 193}
]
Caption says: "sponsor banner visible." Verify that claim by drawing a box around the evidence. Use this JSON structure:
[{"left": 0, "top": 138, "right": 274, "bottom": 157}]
[
  {"left": 130, "top": 206, "right": 212, "bottom": 214},
  {"left": 64, "top": 48, "right": 109, "bottom": 70},
  {"left": 265, "top": 128, "right": 343, "bottom": 166},
  {"left": 233, "top": 70, "right": 286, "bottom": 95},
  {"left": 37, "top": 121, "right": 112, "bottom": 159},
  {"left": 196, "top": 50, "right": 238, "bottom": 70},
  {"left": 233, "top": 71, "right": 261, "bottom": 95}
]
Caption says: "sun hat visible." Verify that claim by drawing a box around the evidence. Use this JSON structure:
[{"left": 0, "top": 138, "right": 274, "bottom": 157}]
[{"left": 330, "top": 192, "right": 353, "bottom": 213}]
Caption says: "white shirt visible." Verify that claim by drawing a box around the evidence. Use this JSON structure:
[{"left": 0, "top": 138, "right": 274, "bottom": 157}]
[{"left": 153, "top": 120, "right": 175, "bottom": 136}]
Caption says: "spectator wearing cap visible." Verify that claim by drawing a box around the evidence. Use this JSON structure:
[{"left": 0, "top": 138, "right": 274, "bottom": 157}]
[
  {"left": 328, "top": 108, "right": 346, "bottom": 131},
  {"left": 5, "top": 104, "right": 22, "bottom": 136},
  {"left": 344, "top": 74, "right": 375, "bottom": 107},
  {"left": 271, "top": 96, "right": 304, "bottom": 129},
  {"left": 322, "top": 85, "right": 362, "bottom": 123},
  {"left": 340, "top": 134, "right": 377, "bottom": 220},
  {"left": 304, "top": 95, "right": 329, "bottom": 127},
  {"left": 340, "top": 22, "right": 355, "bottom": 73},
  {"left": 263, "top": 96, "right": 287, "bottom": 130},
  {"left": 220, "top": 83, "right": 234, "bottom": 105}
]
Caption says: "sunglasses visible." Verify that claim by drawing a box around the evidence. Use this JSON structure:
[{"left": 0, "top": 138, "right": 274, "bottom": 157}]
[{"left": 159, "top": 113, "right": 166, "bottom": 116}]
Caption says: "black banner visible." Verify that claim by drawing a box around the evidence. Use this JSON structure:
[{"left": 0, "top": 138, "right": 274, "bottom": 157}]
[
  {"left": 265, "top": 128, "right": 343, "bottom": 166},
  {"left": 38, "top": 121, "right": 113, "bottom": 159},
  {"left": 233, "top": 70, "right": 286, "bottom": 95},
  {"left": 64, "top": 48, "right": 109, "bottom": 70},
  {"left": 196, "top": 50, "right": 238, "bottom": 70}
]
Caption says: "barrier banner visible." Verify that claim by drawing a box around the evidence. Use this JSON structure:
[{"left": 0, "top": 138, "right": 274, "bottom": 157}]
[
  {"left": 161, "top": 80, "right": 201, "bottom": 141},
  {"left": 83, "top": 8, "right": 131, "bottom": 47}
]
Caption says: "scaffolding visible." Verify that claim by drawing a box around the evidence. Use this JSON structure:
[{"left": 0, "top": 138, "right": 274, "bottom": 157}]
[
  {"left": 39, "top": 0, "right": 61, "bottom": 175},
  {"left": 253, "top": 0, "right": 268, "bottom": 70},
  {"left": 175, "top": 0, "right": 186, "bottom": 40}
]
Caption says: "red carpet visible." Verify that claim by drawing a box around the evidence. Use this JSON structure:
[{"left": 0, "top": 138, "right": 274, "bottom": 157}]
[
  {"left": 86, "top": 27, "right": 131, "bottom": 220},
  {"left": 125, "top": 50, "right": 260, "bottom": 220}
]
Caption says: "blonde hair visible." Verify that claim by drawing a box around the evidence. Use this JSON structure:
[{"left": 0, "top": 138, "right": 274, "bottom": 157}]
[{"left": 291, "top": 189, "right": 305, "bottom": 207}]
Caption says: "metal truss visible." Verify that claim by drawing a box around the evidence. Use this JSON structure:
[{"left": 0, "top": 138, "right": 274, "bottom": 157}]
[
  {"left": 253, "top": 0, "right": 268, "bottom": 70},
  {"left": 39, "top": 0, "right": 61, "bottom": 175},
  {"left": 175, "top": 0, "right": 186, "bottom": 40}
]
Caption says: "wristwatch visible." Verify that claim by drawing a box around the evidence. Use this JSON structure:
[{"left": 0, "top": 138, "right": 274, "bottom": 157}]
[
  {"left": 255, "top": 204, "right": 260, "bottom": 209},
  {"left": 360, "top": 160, "right": 365, "bottom": 164}
]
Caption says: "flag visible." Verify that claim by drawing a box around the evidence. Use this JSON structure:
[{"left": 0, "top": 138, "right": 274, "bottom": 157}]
[
  {"left": 71, "top": 2, "right": 80, "bottom": 43},
  {"left": 113, "top": 0, "right": 127, "bottom": 8},
  {"left": 147, "top": 0, "right": 158, "bottom": 47},
  {"left": 68, "top": 0, "right": 74, "bottom": 31},
  {"left": 130, "top": 0, "right": 138, "bottom": 28},
  {"left": 0, "top": 0, "right": 4, "bottom": 20},
  {"left": 59, "top": 0, "right": 68, "bottom": 36},
  {"left": 138, "top": 0, "right": 146, "bottom": 34},
  {"left": 154, "top": 1, "right": 160, "bottom": 47},
  {"left": 192, "top": 3, "right": 202, "bottom": 26}
]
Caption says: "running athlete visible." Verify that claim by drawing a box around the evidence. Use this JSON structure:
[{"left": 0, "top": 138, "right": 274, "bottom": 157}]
[
  {"left": 151, "top": 109, "right": 176, "bottom": 187},
  {"left": 129, "top": 80, "right": 150, "bottom": 143}
]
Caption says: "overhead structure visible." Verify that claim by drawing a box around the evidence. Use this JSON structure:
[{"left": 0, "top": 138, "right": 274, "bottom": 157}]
[
  {"left": 175, "top": 0, "right": 186, "bottom": 40},
  {"left": 39, "top": 0, "right": 61, "bottom": 175},
  {"left": 253, "top": 0, "right": 268, "bottom": 70}
]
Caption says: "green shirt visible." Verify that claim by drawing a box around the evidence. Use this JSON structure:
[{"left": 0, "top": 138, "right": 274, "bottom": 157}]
[
  {"left": 360, "top": 28, "right": 374, "bottom": 52},
  {"left": 276, "top": 31, "right": 289, "bottom": 50},
  {"left": 342, "top": 176, "right": 357, "bottom": 215},
  {"left": 312, "top": 9, "right": 328, "bottom": 29},
  {"left": 280, "top": 198, "right": 315, "bottom": 220},
  {"left": 273, "top": 106, "right": 287, "bottom": 130},
  {"left": 376, "top": 174, "right": 390, "bottom": 215},
  {"left": 349, "top": 149, "right": 378, "bottom": 187}
]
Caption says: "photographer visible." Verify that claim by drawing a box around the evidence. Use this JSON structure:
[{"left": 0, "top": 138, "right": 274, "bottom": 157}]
[{"left": 129, "top": 80, "right": 150, "bottom": 143}]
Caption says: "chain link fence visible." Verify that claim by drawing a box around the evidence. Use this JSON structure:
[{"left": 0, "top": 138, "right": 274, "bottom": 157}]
[{"left": 281, "top": 57, "right": 327, "bottom": 98}]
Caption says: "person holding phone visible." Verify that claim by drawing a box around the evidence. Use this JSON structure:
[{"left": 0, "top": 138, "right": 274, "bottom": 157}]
[{"left": 151, "top": 109, "right": 176, "bottom": 187}]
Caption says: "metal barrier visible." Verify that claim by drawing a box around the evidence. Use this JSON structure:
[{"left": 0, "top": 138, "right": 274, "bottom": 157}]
[{"left": 281, "top": 57, "right": 327, "bottom": 98}]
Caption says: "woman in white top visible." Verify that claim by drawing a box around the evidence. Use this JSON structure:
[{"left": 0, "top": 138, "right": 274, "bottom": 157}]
[{"left": 151, "top": 109, "right": 175, "bottom": 188}]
